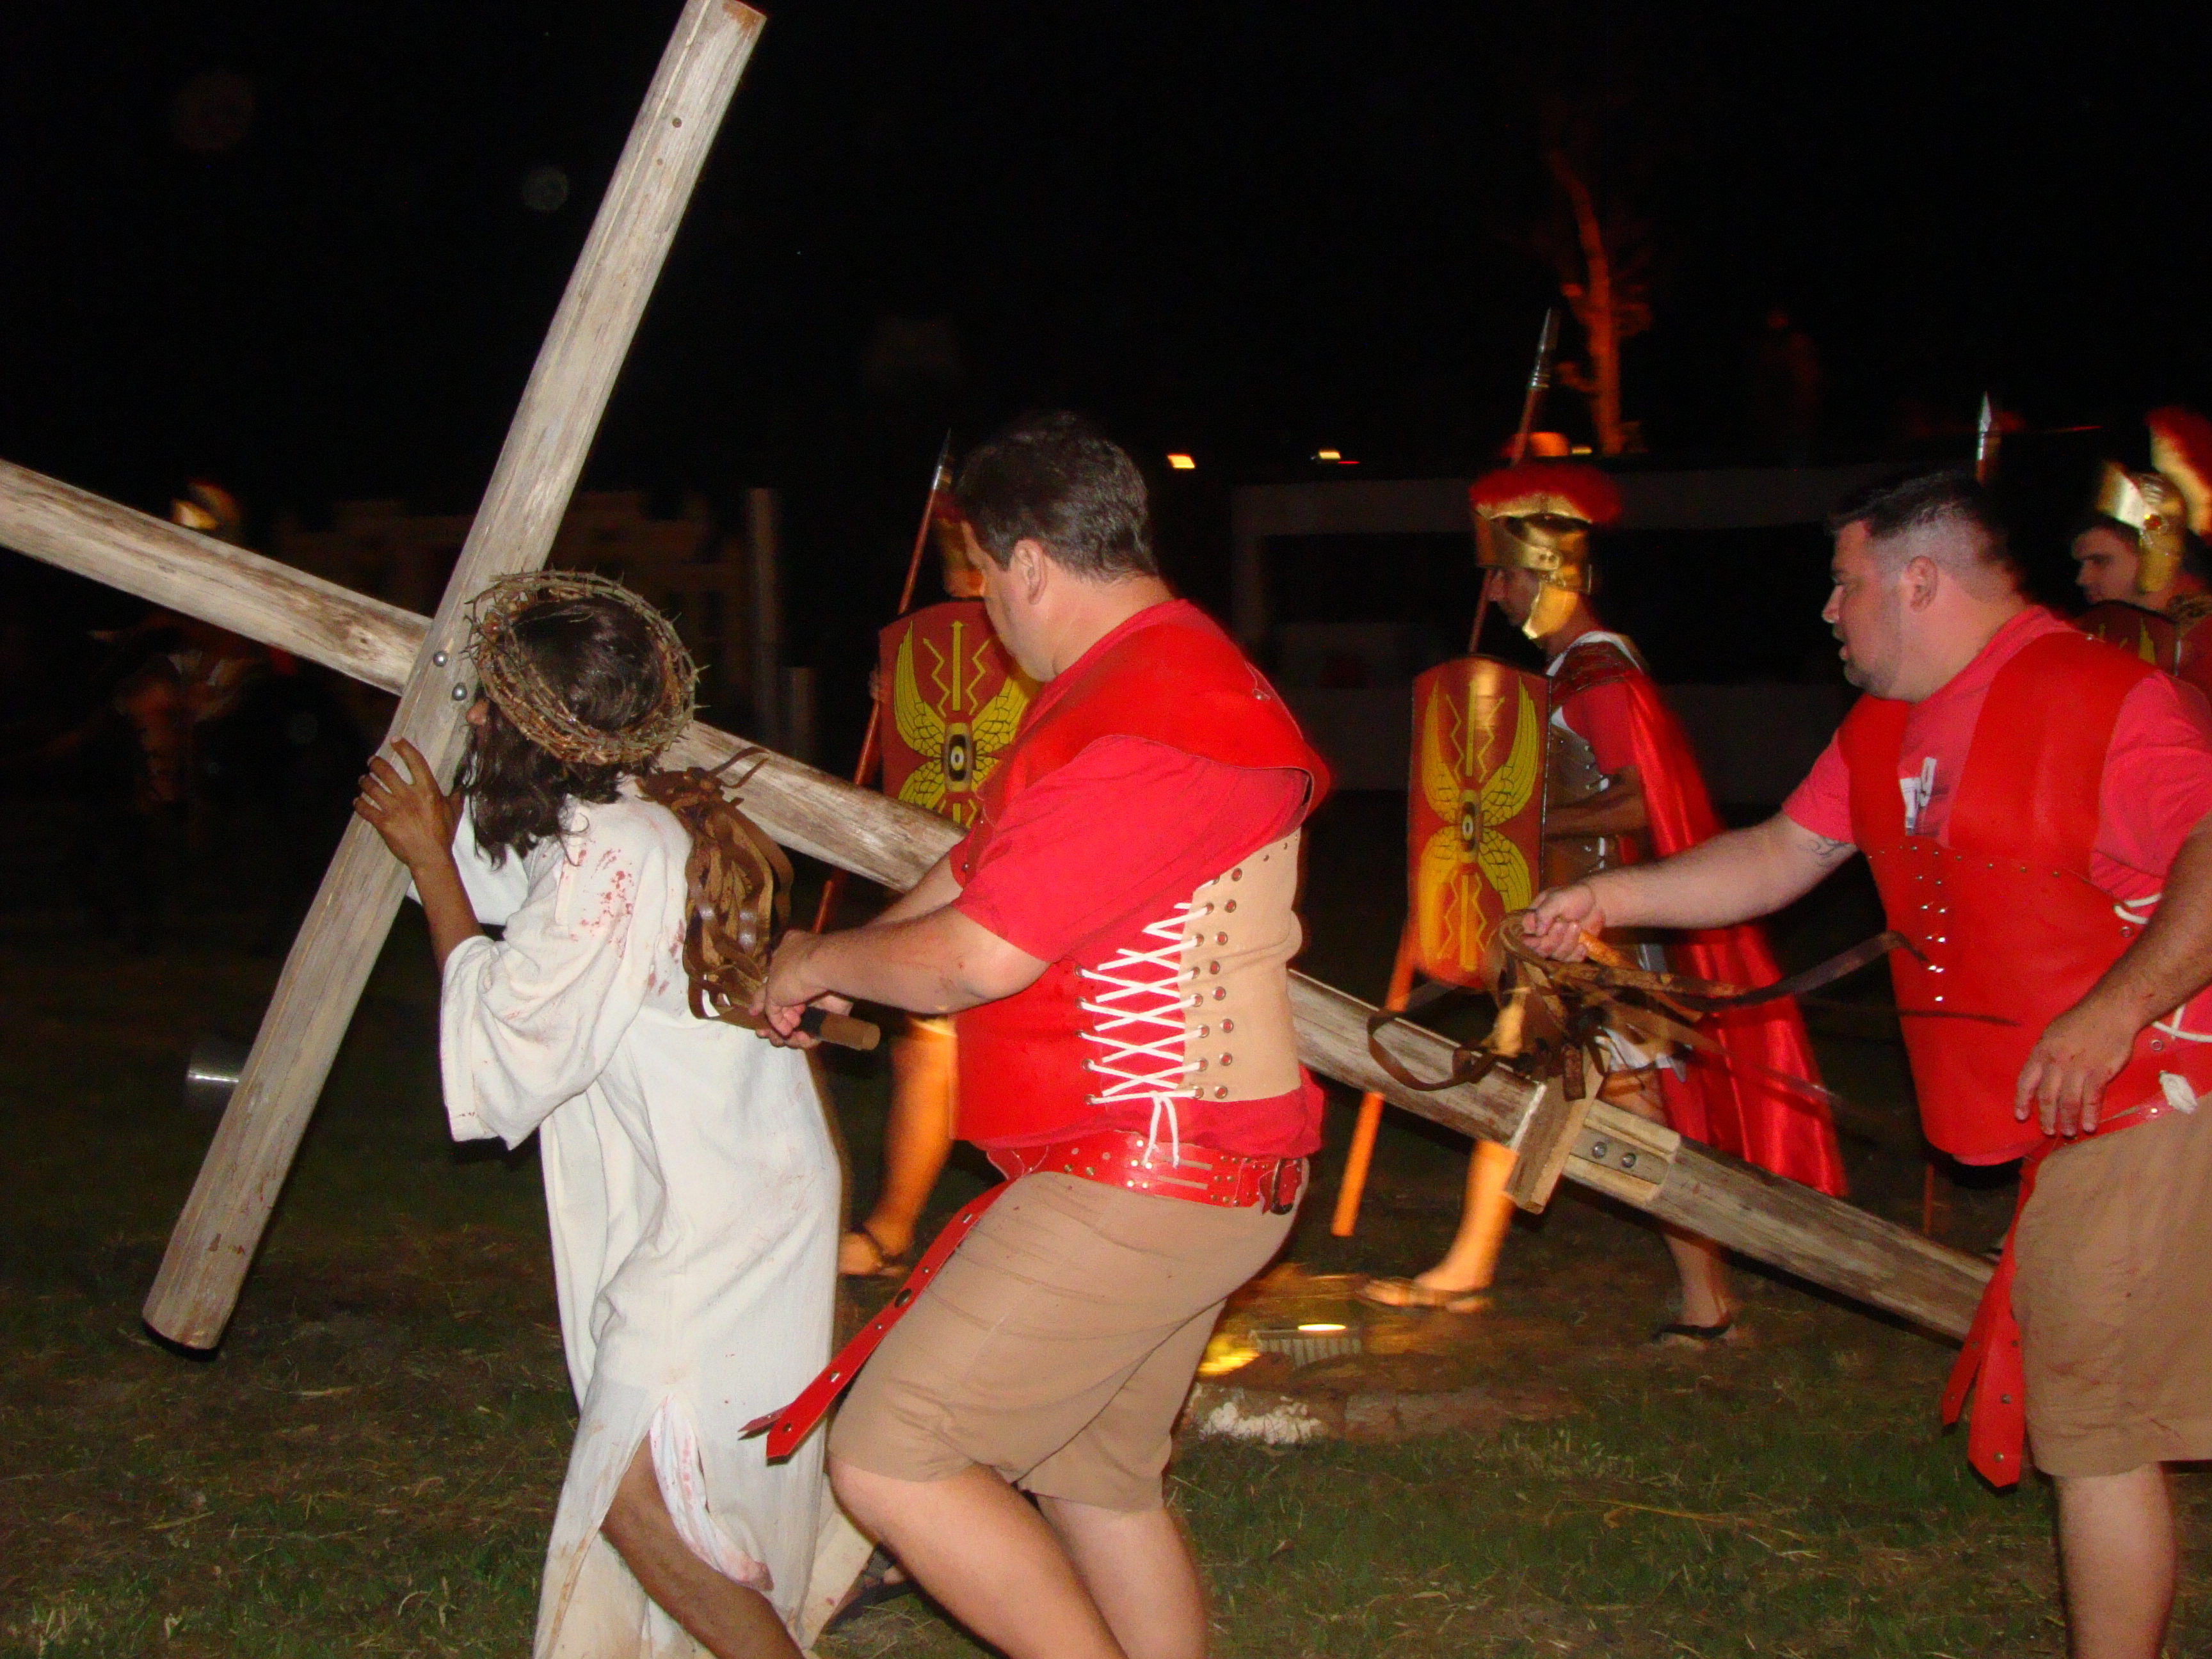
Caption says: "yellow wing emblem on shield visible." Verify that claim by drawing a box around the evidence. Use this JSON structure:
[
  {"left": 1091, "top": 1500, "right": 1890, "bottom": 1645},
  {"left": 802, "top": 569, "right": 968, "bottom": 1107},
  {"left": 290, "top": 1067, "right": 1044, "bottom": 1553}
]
[
  {"left": 892, "top": 629, "right": 950, "bottom": 814},
  {"left": 969, "top": 673, "right": 1029, "bottom": 789},
  {"left": 1414, "top": 677, "right": 1540, "bottom": 975}
]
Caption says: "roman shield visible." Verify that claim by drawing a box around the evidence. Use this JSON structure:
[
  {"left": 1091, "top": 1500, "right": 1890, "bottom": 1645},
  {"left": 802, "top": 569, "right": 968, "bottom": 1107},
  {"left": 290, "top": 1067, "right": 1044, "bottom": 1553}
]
[
  {"left": 2076, "top": 601, "right": 2182, "bottom": 672},
  {"left": 1409, "top": 655, "right": 1548, "bottom": 987},
  {"left": 879, "top": 598, "right": 1031, "bottom": 826}
]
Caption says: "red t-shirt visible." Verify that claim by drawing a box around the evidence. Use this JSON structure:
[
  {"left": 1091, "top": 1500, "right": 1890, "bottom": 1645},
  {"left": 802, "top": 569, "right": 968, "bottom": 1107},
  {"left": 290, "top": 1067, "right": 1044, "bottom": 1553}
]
[
  {"left": 950, "top": 733, "right": 1322, "bottom": 1157},
  {"left": 1783, "top": 606, "right": 2212, "bottom": 902}
]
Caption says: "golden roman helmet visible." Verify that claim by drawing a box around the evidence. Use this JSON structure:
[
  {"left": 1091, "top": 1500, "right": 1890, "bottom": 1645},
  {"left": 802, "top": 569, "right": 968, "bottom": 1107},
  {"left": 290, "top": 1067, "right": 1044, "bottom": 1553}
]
[
  {"left": 170, "top": 480, "right": 243, "bottom": 545},
  {"left": 1468, "top": 462, "right": 1623, "bottom": 639},
  {"left": 2092, "top": 408, "right": 2212, "bottom": 596}
]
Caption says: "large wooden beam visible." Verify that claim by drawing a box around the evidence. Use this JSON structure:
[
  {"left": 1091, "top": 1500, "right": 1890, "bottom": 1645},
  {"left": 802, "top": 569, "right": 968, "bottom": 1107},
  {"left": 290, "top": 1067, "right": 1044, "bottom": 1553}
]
[
  {"left": 0, "top": 461, "right": 1992, "bottom": 1343},
  {"left": 127, "top": 0, "right": 767, "bottom": 1349}
]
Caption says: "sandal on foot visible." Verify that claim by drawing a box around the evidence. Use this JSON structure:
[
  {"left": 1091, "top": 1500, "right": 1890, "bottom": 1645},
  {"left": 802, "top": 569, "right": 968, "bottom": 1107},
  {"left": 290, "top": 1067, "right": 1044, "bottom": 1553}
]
[
  {"left": 1650, "top": 1316, "right": 1743, "bottom": 1349},
  {"left": 837, "top": 1224, "right": 910, "bottom": 1280},
  {"left": 822, "top": 1546, "right": 915, "bottom": 1633},
  {"left": 1354, "top": 1275, "right": 1491, "bottom": 1314}
]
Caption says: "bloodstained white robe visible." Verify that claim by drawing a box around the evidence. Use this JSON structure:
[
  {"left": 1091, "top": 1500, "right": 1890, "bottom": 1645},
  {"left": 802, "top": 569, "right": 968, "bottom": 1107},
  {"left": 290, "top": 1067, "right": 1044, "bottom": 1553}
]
[{"left": 432, "top": 784, "right": 837, "bottom": 1655}]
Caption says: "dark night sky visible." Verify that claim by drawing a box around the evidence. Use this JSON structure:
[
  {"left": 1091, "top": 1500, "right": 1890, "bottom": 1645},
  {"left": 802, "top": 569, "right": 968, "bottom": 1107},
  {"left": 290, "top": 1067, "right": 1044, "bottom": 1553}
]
[{"left": 2, "top": 1, "right": 2209, "bottom": 702}]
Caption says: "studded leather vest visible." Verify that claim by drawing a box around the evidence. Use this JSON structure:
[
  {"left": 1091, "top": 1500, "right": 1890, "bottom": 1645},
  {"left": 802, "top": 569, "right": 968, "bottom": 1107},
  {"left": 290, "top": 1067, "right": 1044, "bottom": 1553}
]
[{"left": 1841, "top": 630, "right": 2212, "bottom": 1160}]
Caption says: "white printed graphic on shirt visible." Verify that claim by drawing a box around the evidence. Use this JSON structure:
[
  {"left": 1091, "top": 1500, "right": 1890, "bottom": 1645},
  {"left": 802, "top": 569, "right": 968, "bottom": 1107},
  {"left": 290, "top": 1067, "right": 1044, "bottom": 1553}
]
[{"left": 1899, "top": 756, "right": 1939, "bottom": 836}]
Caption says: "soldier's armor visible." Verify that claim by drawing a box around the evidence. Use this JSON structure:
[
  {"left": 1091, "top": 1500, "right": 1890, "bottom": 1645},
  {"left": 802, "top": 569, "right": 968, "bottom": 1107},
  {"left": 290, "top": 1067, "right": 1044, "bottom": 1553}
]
[
  {"left": 1543, "top": 645, "right": 1674, "bottom": 1025},
  {"left": 1541, "top": 713, "right": 1610, "bottom": 888}
]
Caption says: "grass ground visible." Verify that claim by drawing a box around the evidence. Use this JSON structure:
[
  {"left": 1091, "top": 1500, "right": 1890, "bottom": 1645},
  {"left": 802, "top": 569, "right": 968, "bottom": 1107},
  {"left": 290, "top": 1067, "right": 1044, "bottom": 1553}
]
[{"left": 0, "top": 793, "right": 2206, "bottom": 1656}]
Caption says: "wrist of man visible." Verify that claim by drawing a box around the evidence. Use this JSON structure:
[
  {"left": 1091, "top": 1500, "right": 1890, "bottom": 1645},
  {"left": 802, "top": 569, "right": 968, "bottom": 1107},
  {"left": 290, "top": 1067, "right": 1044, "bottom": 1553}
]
[{"left": 1584, "top": 870, "right": 1633, "bottom": 929}]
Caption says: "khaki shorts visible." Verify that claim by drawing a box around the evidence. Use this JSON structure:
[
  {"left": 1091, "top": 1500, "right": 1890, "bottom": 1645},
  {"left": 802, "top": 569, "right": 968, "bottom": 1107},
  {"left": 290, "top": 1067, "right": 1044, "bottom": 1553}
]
[
  {"left": 828, "top": 1171, "right": 1298, "bottom": 1511},
  {"left": 2014, "top": 1103, "right": 2212, "bottom": 1478}
]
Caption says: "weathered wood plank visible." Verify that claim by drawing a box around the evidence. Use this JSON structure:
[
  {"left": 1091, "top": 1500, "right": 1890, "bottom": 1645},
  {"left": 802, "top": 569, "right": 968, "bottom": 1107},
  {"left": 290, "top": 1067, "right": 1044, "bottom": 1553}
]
[
  {"left": 0, "top": 483, "right": 1992, "bottom": 1343},
  {"left": 138, "top": 0, "right": 769, "bottom": 1349}
]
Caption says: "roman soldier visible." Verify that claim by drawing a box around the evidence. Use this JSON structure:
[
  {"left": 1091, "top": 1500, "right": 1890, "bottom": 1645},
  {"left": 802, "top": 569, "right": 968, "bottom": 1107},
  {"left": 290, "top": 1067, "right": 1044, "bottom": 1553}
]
[
  {"left": 2074, "top": 406, "right": 2212, "bottom": 701},
  {"left": 1361, "top": 461, "right": 1843, "bottom": 1340},
  {"left": 838, "top": 492, "right": 1034, "bottom": 1279}
]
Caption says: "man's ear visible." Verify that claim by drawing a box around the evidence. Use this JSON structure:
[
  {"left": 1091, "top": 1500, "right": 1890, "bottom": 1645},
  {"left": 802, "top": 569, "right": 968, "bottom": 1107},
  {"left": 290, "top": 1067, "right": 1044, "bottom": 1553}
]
[
  {"left": 1012, "top": 538, "right": 1050, "bottom": 602},
  {"left": 1903, "top": 554, "right": 1941, "bottom": 610}
]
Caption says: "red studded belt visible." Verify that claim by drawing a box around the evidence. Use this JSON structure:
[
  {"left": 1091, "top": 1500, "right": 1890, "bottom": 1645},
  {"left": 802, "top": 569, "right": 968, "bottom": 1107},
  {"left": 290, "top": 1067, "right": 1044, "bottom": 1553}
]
[{"left": 988, "top": 1128, "right": 1307, "bottom": 1212}]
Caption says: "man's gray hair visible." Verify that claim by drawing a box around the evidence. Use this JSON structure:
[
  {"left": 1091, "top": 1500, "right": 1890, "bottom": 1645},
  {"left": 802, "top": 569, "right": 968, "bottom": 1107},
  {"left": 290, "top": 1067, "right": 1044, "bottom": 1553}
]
[{"left": 1829, "top": 469, "right": 2019, "bottom": 588}]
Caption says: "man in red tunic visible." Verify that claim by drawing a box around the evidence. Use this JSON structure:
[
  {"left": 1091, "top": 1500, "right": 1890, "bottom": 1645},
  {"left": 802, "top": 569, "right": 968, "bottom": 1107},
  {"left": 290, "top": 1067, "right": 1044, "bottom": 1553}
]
[
  {"left": 762, "top": 412, "right": 1327, "bottom": 1659},
  {"left": 1521, "top": 470, "right": 2212, "bottom": 1659},
  {"left": 1363, "top": 462, "right": 1841, "bottom": 1340}
]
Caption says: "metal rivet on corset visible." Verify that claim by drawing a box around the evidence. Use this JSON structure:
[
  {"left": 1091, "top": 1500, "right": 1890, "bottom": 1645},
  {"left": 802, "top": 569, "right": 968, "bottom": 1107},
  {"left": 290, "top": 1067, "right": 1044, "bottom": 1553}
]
[
  {"left": 1214, "top": 1086, "right": 1229, "bottom": 1099},
  {"left": 1224, "top": 899, "right": 1237, "bottom": 913},
  {"left": 1231, "top": 868, "right": 1243, "bottom": 881},
  {"left": 1216, "top": 932, "right": 1229, "bottom": 945},
  {"left": 1198, "top": 1025, "right": 1210, "bottom": 1038},
  {"left": 451, "top": 683, "right": 470, "bottom": 700},
  {"left": 1219, "top": 1053, "right": 1233, "bottom": 1067},
  {"left": 1221, "top": 1018, "right": 1234, "bottom": 1033},
  {"left": 1194, "top": 1058, "right": 1207, "bottom": 1071},
  {"left": 1208, "top": 961, "right": 1221, "bottom": 974},
  {"left": 431, "top": 649, "right": 449, "bottom": 666},
  {"left": 1213, "top": 987, "right": 1226, "bottom": 1000},
  {"left": 1189, "top": 993, "right": 1203, "bottom": 1007},
  {"left": 1187, "top": 966, "right": 1199, "bottom": 980}
]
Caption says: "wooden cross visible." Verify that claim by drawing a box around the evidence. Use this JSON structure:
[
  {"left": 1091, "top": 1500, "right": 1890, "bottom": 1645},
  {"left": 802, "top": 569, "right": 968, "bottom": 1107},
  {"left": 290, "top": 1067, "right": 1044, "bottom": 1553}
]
[
  {"left": 81, "top": 0, "right": 767, "bottom": 1349},
  {"left": 0, "top": 6, "right": 1997, "bottom": 1354}
]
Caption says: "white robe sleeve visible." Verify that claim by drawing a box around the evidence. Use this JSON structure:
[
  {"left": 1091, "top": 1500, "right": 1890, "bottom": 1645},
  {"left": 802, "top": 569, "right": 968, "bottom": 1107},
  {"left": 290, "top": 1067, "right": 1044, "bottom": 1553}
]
[{"left": 438, "top": 807, "right": 682, "bottom": 1147}]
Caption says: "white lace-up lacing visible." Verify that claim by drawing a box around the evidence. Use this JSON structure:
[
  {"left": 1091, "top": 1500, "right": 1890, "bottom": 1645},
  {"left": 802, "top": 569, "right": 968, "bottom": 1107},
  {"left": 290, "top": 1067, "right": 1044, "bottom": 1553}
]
[
  {"left": 1078, "top": 903, "right": 1200, "bottom": 1167},
  {"left": 2114, "top": 894, "right": 2212, "bottom": 1045}
]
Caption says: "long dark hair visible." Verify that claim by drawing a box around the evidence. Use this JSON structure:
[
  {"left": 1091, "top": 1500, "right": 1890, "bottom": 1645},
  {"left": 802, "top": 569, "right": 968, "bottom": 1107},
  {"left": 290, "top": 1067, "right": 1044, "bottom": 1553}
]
[{"left": 463, "top": 595, "right": 669, "bottom": 862}]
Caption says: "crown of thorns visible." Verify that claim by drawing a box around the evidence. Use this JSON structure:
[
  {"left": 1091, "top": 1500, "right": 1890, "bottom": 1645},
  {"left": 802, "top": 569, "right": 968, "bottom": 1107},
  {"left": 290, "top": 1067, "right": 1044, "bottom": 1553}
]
[{"left": 464, "top": 571, "right": 699, "bottom": 768}]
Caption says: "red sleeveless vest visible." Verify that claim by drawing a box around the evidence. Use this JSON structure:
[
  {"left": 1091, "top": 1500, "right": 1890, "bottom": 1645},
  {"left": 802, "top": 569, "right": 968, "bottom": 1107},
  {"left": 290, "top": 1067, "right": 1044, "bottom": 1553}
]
[
  {"left": 1840, "top": 630, "right": 2212, "bottom": 1160},
  {"left": 950, "top": 601, "right": 1328, "bottom": 1144}
]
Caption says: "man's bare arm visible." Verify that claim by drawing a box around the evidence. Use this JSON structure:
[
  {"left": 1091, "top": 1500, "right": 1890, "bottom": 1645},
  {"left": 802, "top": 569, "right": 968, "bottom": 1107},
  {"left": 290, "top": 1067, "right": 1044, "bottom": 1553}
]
[
  {"left": 1545, "top": 767, "right": 1648, "bottom": 839},
  {"left": 867, "top": 852, "right": 961, "bottom": 928},
  {"left": 759, "top": 905, "right": 1046, "bottom": 1039},
  {"left": 2017, "top": 812, "right": 2212, "bottom": 1137},
  {"left": 1523, "top": 812, "right": 1855, "bottom": 959}
]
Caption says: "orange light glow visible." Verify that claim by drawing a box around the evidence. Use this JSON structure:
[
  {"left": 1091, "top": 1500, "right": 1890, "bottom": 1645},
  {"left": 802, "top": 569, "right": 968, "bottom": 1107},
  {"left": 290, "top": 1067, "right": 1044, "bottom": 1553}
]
[
  {"left": 1315, "top": 449, "right": 1342, "bottom": 461},
  {"left": 1166, "top": 453, "right": 1196, "bottom": 470}
]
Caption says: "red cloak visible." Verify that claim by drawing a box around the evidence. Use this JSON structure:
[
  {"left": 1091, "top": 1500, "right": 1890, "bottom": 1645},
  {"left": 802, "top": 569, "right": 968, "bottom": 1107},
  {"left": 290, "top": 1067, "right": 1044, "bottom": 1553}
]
[{"left": 1554, "top": 634, "right": 1847, "bottom": 1197}]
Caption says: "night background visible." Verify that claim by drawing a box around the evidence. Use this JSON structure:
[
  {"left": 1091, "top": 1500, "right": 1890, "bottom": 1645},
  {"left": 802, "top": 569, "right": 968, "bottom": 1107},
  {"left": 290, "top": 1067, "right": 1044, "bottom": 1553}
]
[
  {"left": 4, "top": 0, "right": 2210, "bottom": 746},
  {"left": 12, "top": 8, "right": 2212, "bottom": 1654}
]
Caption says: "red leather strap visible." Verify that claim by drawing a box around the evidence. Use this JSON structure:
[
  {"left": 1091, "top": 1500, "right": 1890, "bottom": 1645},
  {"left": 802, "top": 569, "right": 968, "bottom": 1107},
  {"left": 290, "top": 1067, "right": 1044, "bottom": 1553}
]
[
  {"left": 743, "top": 1182, "right": 1011, "bottom": 1461},
  {"left": 1941, "top": 1105, "right": 2158, "bottom": 1486}
]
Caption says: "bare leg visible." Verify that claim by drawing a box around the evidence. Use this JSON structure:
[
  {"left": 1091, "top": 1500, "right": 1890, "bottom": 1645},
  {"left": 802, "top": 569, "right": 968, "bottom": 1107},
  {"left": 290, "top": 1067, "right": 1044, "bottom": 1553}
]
[
  {"left": 2056, "top": 1464, "right": 2174, "bottom": 1659},
  {"left": 1040, "top": 1495, "right": 1206, "bottom": 1659},
  {"left": 1612, "top": 1075, "right": 1733, "bottom": 1327},
  {"left": 1411, "top": 1139, "right": 1518, "bottom": 1294},
  {"left": 600, "top": 1439, "right": 801, "bottom": 1659},
  {"left": 830, "top": 1458, "right": 1125, "bottom": 1659},
  {"left": 842, "top": 1020, "right": 956, "bottom": 1270}
]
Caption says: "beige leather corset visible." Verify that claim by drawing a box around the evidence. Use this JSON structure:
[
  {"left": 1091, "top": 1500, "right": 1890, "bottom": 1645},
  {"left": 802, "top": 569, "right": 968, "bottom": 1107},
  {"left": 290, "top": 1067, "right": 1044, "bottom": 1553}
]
[{"left": 1176, "top": 832, "right": 1304, "bottom": 1103}]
